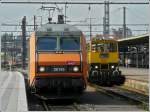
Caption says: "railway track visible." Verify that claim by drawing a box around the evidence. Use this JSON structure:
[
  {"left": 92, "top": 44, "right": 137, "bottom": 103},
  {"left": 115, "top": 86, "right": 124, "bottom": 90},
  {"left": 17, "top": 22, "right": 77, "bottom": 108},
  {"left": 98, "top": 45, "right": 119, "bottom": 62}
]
[
  {"left": 41, "top": 100, "right": 81, "bottom": 111},
  {"left": 26, "top": 84, "right": 148, "bottom": 111},
  {"left": 34, "top": 93, "right": 81, "bottom": 111},
  {"left": 41, "top": 100, "right": 49, "bottom": 111},
  {"left": 38, "top": 85, "right": 149, "bottom": 111},
  {"left": 89, "top": 83, "right": 149, "bottom": 110},
  {"left": 27, "top": 87, "right": 147, "bottom": 111}
]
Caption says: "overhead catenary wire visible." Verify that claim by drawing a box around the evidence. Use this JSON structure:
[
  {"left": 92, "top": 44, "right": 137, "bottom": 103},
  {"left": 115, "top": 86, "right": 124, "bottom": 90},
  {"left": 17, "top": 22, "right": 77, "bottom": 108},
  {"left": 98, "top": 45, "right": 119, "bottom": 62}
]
[
  {"left": 0, "top": 1, "right": 149, "bottom": 4},
  {"left": 1, "top": 1, "right": 148, "bottom": 39}
]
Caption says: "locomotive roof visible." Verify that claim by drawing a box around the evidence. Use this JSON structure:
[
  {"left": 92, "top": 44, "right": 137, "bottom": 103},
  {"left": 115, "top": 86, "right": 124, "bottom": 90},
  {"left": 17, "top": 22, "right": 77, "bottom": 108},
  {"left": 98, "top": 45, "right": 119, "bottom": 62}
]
[{"left": 36, "top": 23, "right": 82, "bottom": 37}]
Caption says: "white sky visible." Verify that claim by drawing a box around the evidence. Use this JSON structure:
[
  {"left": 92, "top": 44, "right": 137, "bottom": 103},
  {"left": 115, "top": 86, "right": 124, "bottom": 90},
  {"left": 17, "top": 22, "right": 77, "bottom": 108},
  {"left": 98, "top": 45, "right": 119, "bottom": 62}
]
[{"left": 0, "top": 0, "right": 149, "bottom": 39}]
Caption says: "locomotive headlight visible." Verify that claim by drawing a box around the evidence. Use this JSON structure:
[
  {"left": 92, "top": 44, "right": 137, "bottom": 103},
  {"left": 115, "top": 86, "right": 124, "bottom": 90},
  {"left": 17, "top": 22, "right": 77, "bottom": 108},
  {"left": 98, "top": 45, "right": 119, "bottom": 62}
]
[
  {"left": 95, "top": 65, "right": 98, "bottom": 69},
  {"left": 39, "top": 66, "right": 45, "bottom": 72},
  {"left": 73, "top": 66, "right": 79, "bottom": 72},
  {"left": 111, "top": 65, "right": 114, "bottom": 69}
]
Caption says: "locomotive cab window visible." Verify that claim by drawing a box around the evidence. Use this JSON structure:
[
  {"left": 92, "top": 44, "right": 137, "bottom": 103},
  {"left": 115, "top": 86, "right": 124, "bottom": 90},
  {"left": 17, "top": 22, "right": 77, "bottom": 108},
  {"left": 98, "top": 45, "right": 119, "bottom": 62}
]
[
  {"left": 37, "top": 37, "right": 57, "bottom": 51},
  {"left": 60, "top": 37, "right": 80, "bottom": 51},
  {"left": 108, "top": 43, "right": 117, "bottom": 52},
  {"left": 92, "top": 43, "right": 117, "bottom": 52}
]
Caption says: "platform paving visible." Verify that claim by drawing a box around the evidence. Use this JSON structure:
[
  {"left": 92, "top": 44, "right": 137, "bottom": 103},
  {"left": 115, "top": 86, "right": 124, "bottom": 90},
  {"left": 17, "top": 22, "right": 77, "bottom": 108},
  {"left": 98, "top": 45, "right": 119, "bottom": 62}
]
[
  {"left": 120, "top": 67, "right": 148, "bottom": 82},
  {"left": 119, "top": 67, "right": 149, "bottom": 95},
  {"left": 0, "top": 71, "right": 28, "bottom": 112}
]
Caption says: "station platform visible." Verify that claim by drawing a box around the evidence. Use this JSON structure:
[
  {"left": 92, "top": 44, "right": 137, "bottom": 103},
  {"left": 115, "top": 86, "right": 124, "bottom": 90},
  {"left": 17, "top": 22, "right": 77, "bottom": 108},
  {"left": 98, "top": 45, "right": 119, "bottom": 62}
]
[
  {"left": 119, "top": 67, "right": 149, "bottom": 95},
  {"left": 0, "top": 71, "right": 28, "bottom": 112}
]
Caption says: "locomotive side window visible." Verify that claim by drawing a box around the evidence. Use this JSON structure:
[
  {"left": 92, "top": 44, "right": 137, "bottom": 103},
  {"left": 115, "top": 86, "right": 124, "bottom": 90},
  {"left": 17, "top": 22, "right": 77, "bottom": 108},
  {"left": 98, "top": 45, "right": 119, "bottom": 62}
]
[
  {"left": 60, "top": 37, "right": 80, "bottom": 51},
  {"left": 37, "top": 37, "right": 57, "bottom": 51}
]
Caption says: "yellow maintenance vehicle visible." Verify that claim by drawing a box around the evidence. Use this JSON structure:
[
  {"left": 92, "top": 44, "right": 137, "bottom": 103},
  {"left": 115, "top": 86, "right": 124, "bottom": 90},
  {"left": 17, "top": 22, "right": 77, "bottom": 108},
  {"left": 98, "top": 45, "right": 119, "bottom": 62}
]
[{"left": 88, "top": 34, "right": 125, "bottom": 86}]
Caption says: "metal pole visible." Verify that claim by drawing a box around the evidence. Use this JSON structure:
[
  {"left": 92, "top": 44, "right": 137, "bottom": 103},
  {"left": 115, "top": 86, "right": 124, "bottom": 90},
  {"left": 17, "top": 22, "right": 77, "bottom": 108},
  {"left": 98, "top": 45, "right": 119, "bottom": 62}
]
[
  {"left": 123, "top": 7, "right": 126, "bottom": 38},
  {"left": 37, "top": 16, "right": 42, "bottom": 26},
  {"left": 21, "top": 16, "right": 26, "bottom": 70},
  {"left": 34, "top": 15, "right": 36, "bottom": 31},
  {"left": 90, "top": 18, "right": 92, "bottom": 40},
  {"left": 136, "top": 47, "right": 139, "bottom": 68},
  {"left": 103, "top": 1, "right": 109, "bottom": 35},
  {"left": 40, "top": 16, "right": 42, "bottom": 26},
  {"left": 103, "top": 17, "right": 105, "bottom": 35},
  {"left": 11, "top": 35, "right": 13, "bottom": 68},
  {"left": 0, "top": 25, "right": 1, "bottom": 71},
  {"left": 4, "top": 35, "right": 7, "bottom": 69},
  {"left": 87, "top": 18, "right": 96, "bottom": 40},
  {"left": 48, "top": 10, "right": 51, "bottom": 19},
  {"left": 65, "top": 3, "right": 67, "bottom": 23},
  {"left": 13, "top": 36, "right": 16, "bottom": 66}
]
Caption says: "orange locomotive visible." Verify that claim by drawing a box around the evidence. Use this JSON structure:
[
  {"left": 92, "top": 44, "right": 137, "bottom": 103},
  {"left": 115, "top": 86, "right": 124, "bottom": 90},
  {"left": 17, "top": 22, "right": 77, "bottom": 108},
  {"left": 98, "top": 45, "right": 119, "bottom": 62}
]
[{"left": 28, "top": 21, "right": 88, "bottom": 98}]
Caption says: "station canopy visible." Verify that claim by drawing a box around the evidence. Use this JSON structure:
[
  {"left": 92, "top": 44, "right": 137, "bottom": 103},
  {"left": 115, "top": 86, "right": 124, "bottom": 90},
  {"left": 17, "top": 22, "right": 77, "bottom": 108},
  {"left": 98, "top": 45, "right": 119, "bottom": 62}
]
[{"left": 118, "top": 34, "right": 149, "bottom": 46}]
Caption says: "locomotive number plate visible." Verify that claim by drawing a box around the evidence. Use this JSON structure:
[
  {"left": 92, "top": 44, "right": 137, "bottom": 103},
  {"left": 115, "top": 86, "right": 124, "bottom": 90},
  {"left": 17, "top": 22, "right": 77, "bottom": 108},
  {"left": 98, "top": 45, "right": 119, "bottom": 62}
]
[{"left": 52, "top": 67, "right": 65, "bottom": 72}]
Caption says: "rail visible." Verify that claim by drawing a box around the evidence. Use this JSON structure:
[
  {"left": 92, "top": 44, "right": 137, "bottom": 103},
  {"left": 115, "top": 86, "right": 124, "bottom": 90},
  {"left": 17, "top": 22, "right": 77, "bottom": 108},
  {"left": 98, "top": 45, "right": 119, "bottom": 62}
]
[
  {"left": 89, "top": 83, "right": 149, "bottom": 110},
  {"left": 40, "top": 100, "right": 81, "bottom": 111}
]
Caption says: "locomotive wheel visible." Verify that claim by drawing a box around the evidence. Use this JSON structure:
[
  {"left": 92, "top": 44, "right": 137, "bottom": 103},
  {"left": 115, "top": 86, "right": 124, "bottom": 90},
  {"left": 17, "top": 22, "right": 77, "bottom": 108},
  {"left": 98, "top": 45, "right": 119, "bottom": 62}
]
[
  {"left": 100, "top": 73, "right": 104, "bottom": 85},
  {"left": 102, "top": 72, "right": 107, "bottom": 86},
  {"left": 106, "top": 72, "right": 113, "bottom": 87},
  {"left": 89, "top": 70, "right": 99, "bottom": 84},
  {"left": 98, "top": 72, "right": 103, "bottom": 85},
  {"left": 111, "top": 71, "right": 119, "bottom": 85},
  {"left": 111, "top": 70, "right": 125, "bottom": 86},
  {"left": 116, "top": 75, "right": 125, "bottom": 86},
  {"left": 88, "top": 71, "right": 94, "bottom": 83}
]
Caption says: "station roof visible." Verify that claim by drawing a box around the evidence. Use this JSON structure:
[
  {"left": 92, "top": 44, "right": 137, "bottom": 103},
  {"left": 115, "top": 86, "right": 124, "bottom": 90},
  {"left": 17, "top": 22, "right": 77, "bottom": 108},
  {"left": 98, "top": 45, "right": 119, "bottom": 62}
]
[{"left": 118, "top": 33, "right": 149, "bottom": 46}]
